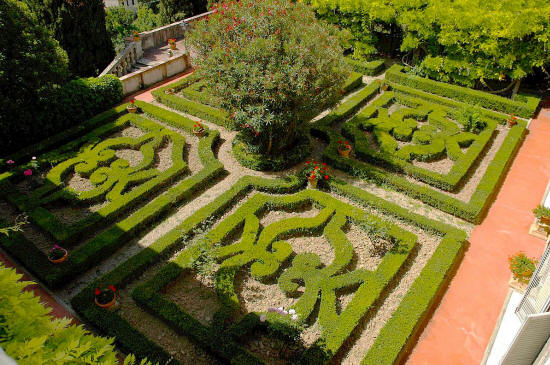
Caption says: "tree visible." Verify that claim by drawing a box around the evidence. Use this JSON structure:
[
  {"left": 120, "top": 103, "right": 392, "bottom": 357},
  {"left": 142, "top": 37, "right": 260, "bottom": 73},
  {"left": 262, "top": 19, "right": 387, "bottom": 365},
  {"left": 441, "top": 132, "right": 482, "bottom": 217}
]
[
  {"left": 186, "top": 0, "right": 350, "bottom": 157},
  {"left": 310, "top": 0, "right": 550, "bottom": 93},
  {"left": 133, "top": 4, "right": 162, "bottom": 32},
  {"left": 0, "top": 0, "right": 69, "bottom": 150},
  {"left": 158, "top": 0, "right": 207, "bottom": 24},
  {"left": 30, "top": 0, "right": 115, "bottom": 76},
  {"left": 105, "top": 5, "right": 137, "bottom": 53}
]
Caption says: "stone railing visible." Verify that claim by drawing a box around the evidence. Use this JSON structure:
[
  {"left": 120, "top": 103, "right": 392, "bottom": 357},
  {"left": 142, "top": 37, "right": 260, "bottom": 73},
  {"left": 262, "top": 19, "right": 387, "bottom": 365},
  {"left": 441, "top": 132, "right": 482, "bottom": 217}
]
[{"left": 100, "top": 10, "right": 214, "bottom": 78}]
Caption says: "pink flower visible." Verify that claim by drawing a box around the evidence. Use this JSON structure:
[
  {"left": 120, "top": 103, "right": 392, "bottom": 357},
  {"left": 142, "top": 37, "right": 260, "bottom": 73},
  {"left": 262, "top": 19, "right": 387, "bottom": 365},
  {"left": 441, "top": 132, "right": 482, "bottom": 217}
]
[
  {"left": 260, "top": 314, "right": 267, "bottom": 322},
  {"left": 23, "top": 169, "right": 32, "bottom": 176},
  {"left": 6, "top": 160, "right": 14, "bottom": 165}
]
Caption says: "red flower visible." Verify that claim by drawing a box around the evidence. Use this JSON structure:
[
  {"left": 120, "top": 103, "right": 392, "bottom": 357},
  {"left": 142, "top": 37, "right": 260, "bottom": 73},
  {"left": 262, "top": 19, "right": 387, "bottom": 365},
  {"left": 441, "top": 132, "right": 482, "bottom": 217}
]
[
  {"left": 131, "top": 99, "right": 135, "bottom": 104},
  {"left": 109, "top": 285, "right": 116, "bottom": 292},
  {"left": 23, "top": 169, "right": 32, "bottom": 176},
  {"left": 305, "top": 161, "right": 310, "bottom": 164},
  {"left": 324, "top": 175, "right": 329, "bottom": 180},
  {"left": 322, "top": 162, "right": 326, "bottom": 166},
  {"left": 95, "top": 288, "right": 100, "bottom": 295},
  {"left": 275, "top": 29, "right": 280, "bottom": 35}
]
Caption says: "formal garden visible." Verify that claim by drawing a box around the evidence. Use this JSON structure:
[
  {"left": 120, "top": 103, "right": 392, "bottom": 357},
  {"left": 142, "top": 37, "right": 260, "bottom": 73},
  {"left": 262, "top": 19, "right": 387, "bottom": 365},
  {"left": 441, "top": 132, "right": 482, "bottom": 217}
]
[{"left": 1, "top": 0, "right": 548, "bottom": 364}]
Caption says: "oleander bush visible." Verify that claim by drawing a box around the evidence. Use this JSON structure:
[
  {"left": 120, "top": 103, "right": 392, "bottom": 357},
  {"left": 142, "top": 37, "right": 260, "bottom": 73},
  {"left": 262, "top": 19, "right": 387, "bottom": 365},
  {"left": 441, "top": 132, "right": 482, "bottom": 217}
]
[{"left": 185, "top": 0, "right": 350, "bottom": 161}]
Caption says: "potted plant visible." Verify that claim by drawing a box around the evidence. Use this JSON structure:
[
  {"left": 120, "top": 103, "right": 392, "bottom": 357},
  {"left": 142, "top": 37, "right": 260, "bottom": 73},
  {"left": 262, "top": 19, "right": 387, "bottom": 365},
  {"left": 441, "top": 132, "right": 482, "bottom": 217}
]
[
  {"left": 94, "top": 284, "right": 117, "bottom": 309},
  {"left": 165, "top": 87, "right": 175, "bottom": 95},
  {"left": 380, "top": 81, "right": 389, "bottom": 92},
  {"left": 48, "top": 244, "right": 68, "bottom": 264},
  {"left": 509, "top": 252, "right": 538, "bottom": 285},
  {"left": 337, "top": 140, "right": 352, "bottom": 158},
  {"left": 127, "top": 100, "right": 138, "bottom": 113},
  {"left": 168, "top": 38, "right": 177, "bottom": 50},
  {"left": 534, "top": 205, "right": 550, "bottom": 226},
  {"left": 507, "top": 113, "right": 518, "bottom": 128},
  {"left": 132, "top": 30, "right": 140, "bottom": 42},
  {"left": 305, "top": 161, "right": 329, "bottom": 189},
  {"left": 193, "top": 122, "right": 206, "bottom": 137}
]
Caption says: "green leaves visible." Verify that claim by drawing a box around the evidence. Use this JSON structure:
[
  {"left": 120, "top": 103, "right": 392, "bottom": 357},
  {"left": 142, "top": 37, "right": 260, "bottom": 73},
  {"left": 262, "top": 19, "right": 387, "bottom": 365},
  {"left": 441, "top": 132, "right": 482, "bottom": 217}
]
[{"left": 186, "top": 0, "right": 351, "bottom": 156}]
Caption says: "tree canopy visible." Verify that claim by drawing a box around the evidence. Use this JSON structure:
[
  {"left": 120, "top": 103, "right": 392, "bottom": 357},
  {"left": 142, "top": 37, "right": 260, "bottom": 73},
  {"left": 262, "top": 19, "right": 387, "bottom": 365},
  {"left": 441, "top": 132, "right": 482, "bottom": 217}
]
[
  {"left": 311, "top": 0, "right": 550, "bottom": 89},
  {"left": 186, "top": 0, "right": 350, "bottom": 156}
]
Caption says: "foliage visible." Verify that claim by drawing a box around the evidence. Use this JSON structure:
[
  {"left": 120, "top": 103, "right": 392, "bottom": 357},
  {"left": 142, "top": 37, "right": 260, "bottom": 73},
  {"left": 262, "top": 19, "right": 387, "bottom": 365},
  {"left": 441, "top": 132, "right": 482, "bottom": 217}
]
[
  {"left": 309, "top": 0, "right": 550, "bottom": 88},
  {"left": 456, "top": 107, "right": 486, "bottom": 134},
  {"left": 509, "top": 252, "right": 538, "bottom": 283},
  {"left": 106, "top": 5, "right": 163, "bottom": 53},
  {"left": 311, "top": 80, "right": 528, "bottom": 223},
  {"left": 0, "top": 215, "right": 27, "bottom": 237},
  {"left": 158, "top": 0, "right": 207, "bottom": 23},
  {"left": 0, "top": 102, "right": 224, "bottom": 288},
  {"left": 386, "top": 64, "right": 541, "bottom": 118},
  {"left": 186, "top": 0, "right": 350, "bottom": 157},
  {"left": 533, "top": 205, "right": 550, "bottom": 219},
  {"left": 29, "top": 0, "right": 115, "bottom": 76}
]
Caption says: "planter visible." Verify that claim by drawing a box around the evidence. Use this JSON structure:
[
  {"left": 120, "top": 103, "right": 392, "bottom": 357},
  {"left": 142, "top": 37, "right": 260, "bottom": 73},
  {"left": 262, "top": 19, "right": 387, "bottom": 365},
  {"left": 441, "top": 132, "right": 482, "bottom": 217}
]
[
  {"left": 127, "top": 105, "right": 138, "bottom": 114},
  {"left": 169, "top": 43, "right": 177, "bottom": 50},
  {"left": 507, "top": 119, "right": 518, "bottom": 128},
  {"left": 95, "top": 293, "right": 117, "bottom": 309},
  {"left": 165, "top": 88, "right": 174, "bottom": 95},
  {"left": 381, "top": 84, "right": 389, "bottom": 91},
  {"left": 308, "top": 178, "right": 318, "bottom": 189},
  {"left": 540, "top": 216, "right": 550, "bottom": 226},
  {"left": 48, "top": 248, "right": 68, "bottom": 264},
  {"left": 509, "top": 275, "right": 528, "bottom": 293},
  {"left": 338, "top": 147, "right": 351, "bottom": 158},
  {"left": 193, "top": 129, "right": 205, "bottom": 137}
]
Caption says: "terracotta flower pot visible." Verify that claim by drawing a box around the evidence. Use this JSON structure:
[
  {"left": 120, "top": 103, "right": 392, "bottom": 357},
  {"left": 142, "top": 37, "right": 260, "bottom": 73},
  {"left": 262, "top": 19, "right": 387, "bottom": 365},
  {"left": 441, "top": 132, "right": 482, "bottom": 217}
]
[
  {"left": 381, "top": 84, "right": 389, "bottom": 91},
  {"left": 133, "top": 36, "right": 140, "bottom": 42},
  {"left": 338, "top": 147, "right": 351, "bottom": 158},
  {"left": 165, "top": 88, "right": 174, "bottom": 95},
  {"left": 127, "top": 105, "right": 138, "bottom": 114},
  {"left": 170, "top": 43, "right": 176, "bottom": 50},
  {"left": 507, "top": 119, "right": 518, "bottom": 128},
  {"left": 95, "top": 293, "right": 117, "bottom": 309},
  {"left": 193, "top": 129, "right": 205, "bottom": 137},
  {"left": 540, "top": 216, "right": 550, "bottom": 226},
  {"left": 48, "top": 248, "right": 68, "bottom": 264},
  {"left": 308, "top": 178, "right": 318, "bottom": 189}
]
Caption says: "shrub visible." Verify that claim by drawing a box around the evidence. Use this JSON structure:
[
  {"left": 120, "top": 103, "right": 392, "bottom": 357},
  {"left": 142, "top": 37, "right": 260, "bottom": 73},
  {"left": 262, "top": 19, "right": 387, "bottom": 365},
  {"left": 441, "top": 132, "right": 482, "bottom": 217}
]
[
  {"left": 509, "top": 252, "right": 538, "bottom": 283},
  {"left": 0, "top": 264, "right": 156, "bottom": 365},
  {"left": 386, "top": 65, "right": 540, "bottom": 118},
  {"left": 1, "top": 74, "right": 123, "bottom": 156},
  {"left": 186, "top": 0, "right": 350, "bottom": 158},
  {"left": 533, "top": 205, "right": 550, "bottom": 219}
]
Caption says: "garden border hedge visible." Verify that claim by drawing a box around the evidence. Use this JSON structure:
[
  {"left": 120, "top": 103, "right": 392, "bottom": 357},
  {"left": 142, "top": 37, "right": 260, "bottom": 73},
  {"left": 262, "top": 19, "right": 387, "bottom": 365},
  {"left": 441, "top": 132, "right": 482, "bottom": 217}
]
[
  {"left": 70, "top": 171, "right": 466, "bottom": 365},
  {"left": 341, "top": 90, "right": 499, "bottom": 191},
  {"left": 0, "top": 102, "right": 225, "bottom": 288},
  {"left": 386, "top": 64, "right": 540, "bottom": 118},
  {"left": 345, "top": 57, "right": 385, "bottom": 76},
  {"left": 311, "top": 81, "right": 527, "bottom": 223}
]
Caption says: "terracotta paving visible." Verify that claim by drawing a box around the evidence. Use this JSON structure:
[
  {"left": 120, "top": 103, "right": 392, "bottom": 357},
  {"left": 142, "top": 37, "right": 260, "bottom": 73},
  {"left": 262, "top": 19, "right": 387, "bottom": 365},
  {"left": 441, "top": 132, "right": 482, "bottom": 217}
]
[
  {"left": 122, "top": 68, "right": 194, "bottom": 104},
  {"left": 0, "top": 250, "right": 79, "bottom": 323},
  {"left": 407, "top": 101, "right": 550, "bottom": 365}
]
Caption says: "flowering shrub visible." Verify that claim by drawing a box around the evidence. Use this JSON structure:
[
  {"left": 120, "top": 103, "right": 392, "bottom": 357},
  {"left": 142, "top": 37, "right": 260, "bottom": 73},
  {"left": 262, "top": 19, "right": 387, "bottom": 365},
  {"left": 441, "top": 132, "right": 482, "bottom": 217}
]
[
  {"left": 338, "top": 140, "right": 351, "bottom": 150},
  {"left": 94, "top": 284, "right": 116, "bottom": 304},
  {"left": 193, "top": 121, "right": 205, "bottom": 132},
  {"left": 186, "top": 0, "right": 350, "bottom": 156},
  {"left": 509, "top": 252, "right": 537, "bottom": 283},
  {"left": 305, "top": 160, "right": 330, "bottom": 181}
]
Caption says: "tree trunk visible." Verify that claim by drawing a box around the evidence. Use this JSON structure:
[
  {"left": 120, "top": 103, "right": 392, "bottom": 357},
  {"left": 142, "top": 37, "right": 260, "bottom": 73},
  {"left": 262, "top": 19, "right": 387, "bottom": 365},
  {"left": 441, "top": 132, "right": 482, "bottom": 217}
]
[
  {"left": 512, "top": 79, "right": 522, "bottom": 99},
  {"left": 267, "top": 133, "right": 273, "bottom": 155}
]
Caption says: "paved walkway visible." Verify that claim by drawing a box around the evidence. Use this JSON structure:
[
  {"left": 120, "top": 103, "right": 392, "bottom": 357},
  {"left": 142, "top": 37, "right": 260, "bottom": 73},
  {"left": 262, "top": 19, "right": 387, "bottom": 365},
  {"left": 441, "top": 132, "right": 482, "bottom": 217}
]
[
  {"left": 122, "top": 68, "right": 194, "bottom": 104},
  {"left": 408, "top": 102, "right": 550, "bottom": 365}
]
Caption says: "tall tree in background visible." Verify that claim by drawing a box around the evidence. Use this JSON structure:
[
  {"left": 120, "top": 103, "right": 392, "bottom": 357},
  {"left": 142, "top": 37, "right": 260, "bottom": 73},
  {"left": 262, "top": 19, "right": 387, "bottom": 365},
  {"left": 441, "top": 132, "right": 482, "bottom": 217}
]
[
  {"left": 29, "top": 0, "right": 115, "bottom": 76},
  {"left": 0, "top": 0, "right": 69, "bottom": 149},
  {"left": 159, "top": 0, "right": 207, "bottom": 23}
]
